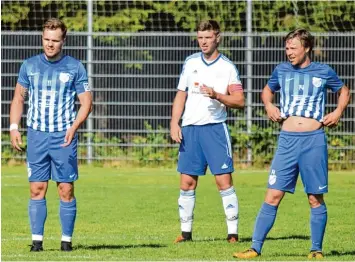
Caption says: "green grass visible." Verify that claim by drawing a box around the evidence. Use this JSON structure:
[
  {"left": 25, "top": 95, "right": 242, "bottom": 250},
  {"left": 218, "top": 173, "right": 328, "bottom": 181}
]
[{"left": 2, "top": 165, "right": 355, "bottom": 261}]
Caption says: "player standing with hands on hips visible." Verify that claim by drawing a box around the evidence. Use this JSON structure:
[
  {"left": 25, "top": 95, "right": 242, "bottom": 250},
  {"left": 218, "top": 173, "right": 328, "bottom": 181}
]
[
  {"left": 9, "top": 18, "right": 93, "bottom": 252},
  {"left": 170, "top": 20, "right": 245, "bottom": 243},
  {"left": 233, "top": 29, "right": 350, "bottom": 259}
]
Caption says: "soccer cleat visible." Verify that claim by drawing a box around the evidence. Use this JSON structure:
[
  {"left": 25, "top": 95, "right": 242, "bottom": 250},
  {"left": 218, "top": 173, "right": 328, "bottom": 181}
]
[
  {"left": 30, "top": 241, "right": 43, "bottom": 252},
  {"left": 233, "top": 248, "right": 260, "bottom": 259},
  {"left": 61, "top": 241, "right": 73, "bottom": 251},
  {"left": 174, "top": 235, "right": 192, "bottom": 243},
  {"left": 227, "top": 234, "right": 238, "bottom": 243},
  {"left": 308, "top": 251, "right": 324, "bottom": 259}
]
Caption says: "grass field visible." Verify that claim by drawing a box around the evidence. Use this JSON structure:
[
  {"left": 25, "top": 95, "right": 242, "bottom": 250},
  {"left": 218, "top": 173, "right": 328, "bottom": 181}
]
[{"left": 1, "top": 165, "right": 355, "bottom": 261}]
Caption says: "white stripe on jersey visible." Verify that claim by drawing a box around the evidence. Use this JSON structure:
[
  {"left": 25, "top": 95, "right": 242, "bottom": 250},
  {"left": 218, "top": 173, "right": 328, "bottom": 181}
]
[
  {"left": 64, "top": 88, "right": 71, "bottom": 130},
  {"left": 48, "top": 72, "right": 57, "bottom": 132},
  {"left": 313, "top": 92, "right": 323, "bottom": 120},
  {"left": 40, "top": 71, "right": 48, "bottom": 132}
]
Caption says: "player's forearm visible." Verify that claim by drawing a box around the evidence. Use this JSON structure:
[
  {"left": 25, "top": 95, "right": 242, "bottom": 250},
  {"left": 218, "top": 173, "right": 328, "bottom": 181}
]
[
  {"left": 215, "top": 93, "right": 244, "bottom": 108},
  {"left": 71, "top": 103, "right": 92, "bottom": 131},
  {"left": 171, "top": 91, "right": 186, "bottom": 125},
  {"left": 335, "top": 85, "right": 350, "bottom": 114},
  {"left": 261, "top": 86, "right": 275, "bottom": 108},
  {"left": 10, "top": 98, "right": 24, "bottom": 125}
]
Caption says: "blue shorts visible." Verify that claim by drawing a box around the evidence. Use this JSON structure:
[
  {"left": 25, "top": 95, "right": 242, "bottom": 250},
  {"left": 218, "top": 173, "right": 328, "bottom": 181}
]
[
  {"left": 177, "top": 122, "right": 234, "bottom": 175},
  {"left": 268, "top": 129, "right": 328, "bottom": 194},
  {"left": 26, "top": 127, "right": 78, "bottom": 183}
]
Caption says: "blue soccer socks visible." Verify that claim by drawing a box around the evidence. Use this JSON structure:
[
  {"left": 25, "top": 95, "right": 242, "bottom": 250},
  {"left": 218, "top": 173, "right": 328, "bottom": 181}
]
[
  {"left": 178, "top": 190, "right": 196, "bottom": 232},
  {"left": 60, "top": 198, "right": 77, "bottom": 242},
  {"left": 220, "top": 186, "right": 239, "bottom": 234},
  {"left": 29, "top": 198, "right": 47, "bottom": 241},
  {"left": 251, "top": 202, "right": 278, "bottom": 254},
  {"left": 310, "top": 203, "right": 327, "bottom": 251}
]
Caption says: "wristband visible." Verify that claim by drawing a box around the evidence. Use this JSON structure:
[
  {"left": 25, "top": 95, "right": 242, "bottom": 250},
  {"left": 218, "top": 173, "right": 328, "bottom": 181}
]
[{"left": 9, "top": 123, "right": 19, "bottom": 131}]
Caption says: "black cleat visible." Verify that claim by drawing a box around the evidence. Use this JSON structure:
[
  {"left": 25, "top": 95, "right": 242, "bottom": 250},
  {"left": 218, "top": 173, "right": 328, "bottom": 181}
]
[
  {"left": 30, "top": 240, "right": 43, "bottom": 252},
  {"left": 227, "top": 233, "right": 239, "bottom": 243},
  {"left": 61, "top": 241, "right": 73, "bottom": 251}
]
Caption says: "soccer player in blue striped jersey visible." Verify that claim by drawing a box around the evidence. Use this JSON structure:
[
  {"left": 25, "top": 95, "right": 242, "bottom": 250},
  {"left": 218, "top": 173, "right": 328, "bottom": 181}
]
[
  {"left": 9, "top": 18, "right": 93, "bottom": 252},
  {"left": 233, "top": 29, "right": 350, "bottom": 259},
  {"left": 171, "top": 20, "right": 245, "bottom": 244}
]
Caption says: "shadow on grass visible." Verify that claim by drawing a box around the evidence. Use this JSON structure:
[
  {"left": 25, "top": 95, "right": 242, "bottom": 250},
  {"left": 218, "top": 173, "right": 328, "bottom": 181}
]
[
  {"left": 181, "top": 234, "right": 309, "bottom": 243},
  {"left": 75, "top": 243, "right": 166, "bottom": 250},
  {"left": 240, "top": 234, "right": 310, "bottom": 242},
  {"left": 329, "top": 250, "right": 355, "bottom": 256}
]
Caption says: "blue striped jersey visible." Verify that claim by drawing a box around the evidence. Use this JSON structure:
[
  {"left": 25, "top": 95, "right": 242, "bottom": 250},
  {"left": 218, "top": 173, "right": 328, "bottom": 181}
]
[
  {"left": 17, "top": 54, "right": 90, "bottom": 132},
  {"left": 268, "top": 62, "right": 344, "bottom": 122}
]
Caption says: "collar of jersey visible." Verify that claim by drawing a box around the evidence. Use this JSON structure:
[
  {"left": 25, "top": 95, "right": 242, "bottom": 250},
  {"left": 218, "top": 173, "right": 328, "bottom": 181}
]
[
  {"left": 40, "top": 53, "right": 66, "bottom": 65},
  {"left": 201, "top": 53, "right": 221, "bottom": 66},
  {"left": 289, "top": 61, "right": 314, "bottom": 70}
]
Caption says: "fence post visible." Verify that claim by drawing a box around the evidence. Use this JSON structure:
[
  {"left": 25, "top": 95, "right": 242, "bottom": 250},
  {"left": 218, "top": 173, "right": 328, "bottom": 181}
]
[
  {"left": 86, "top": 0, "right": 93, "bottom": 164},
  {"left": 246, "top": 0, "right": 253, "bottom": 165}
]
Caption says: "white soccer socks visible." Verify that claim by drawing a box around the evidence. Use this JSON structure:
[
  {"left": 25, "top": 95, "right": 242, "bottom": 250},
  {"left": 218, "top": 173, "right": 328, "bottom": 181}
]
[
  {"left": 220, "top": 186, "right": 239, "bottom": 234},
  {"left": 178, "top": 190, "right": 196, "bottom": 232}
]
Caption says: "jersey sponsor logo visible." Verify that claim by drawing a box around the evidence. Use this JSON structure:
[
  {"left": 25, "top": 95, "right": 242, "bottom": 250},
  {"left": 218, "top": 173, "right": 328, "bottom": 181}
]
[
  {"left": 312, "top": 77, "right": 322, "bottom": 88},
  {"left": 59, "top": 72, "right": 71, "bottom": 83},
  {"left": 285, "top": 78, "right": 294, "bottom": 82},
  {"left": 269, "top": 169, "right": 277, "bottom": 185}
]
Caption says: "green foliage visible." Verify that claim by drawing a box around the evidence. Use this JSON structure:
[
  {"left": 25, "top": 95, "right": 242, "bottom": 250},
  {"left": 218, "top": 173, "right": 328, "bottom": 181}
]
[{"left": 2, "top": 0, "right": 355, "bottom": 32}]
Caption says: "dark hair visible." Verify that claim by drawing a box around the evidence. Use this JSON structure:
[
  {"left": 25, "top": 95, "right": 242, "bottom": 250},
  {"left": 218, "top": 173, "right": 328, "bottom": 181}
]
[
  {"left": 43, "top": 18, "right": 67, "bottom": 39},
  {"left": 284, "top": 28, "right": 314, "bottom": 52},
  {"left": 196, "top": 20, "right": 220, "bottom": 35}
]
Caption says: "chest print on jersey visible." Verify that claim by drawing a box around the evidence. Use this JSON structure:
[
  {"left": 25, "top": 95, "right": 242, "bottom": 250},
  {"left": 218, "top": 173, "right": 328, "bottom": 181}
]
[
  {"left": 59, "top": 72, "right": 72, "bottom": 83},
  {"left": 312, "top": 77, "right": 322, "bottom": 88}
]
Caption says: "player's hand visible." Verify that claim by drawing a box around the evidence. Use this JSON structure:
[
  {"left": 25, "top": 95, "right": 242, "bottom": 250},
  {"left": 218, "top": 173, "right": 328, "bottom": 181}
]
[
  {"left": 170, "top": 123, "right": 182, "bottom": 143},
  {"left": 265, "top": 103, "right": 282, "bottom": 122},
  {"left": 200, "top": 84, "right": 217, "bottom": 99},
  {"left": 323, "top": 109, "right": 342, "bottom": 127},
  {"left": 10, "top": 130, "right": 23, "bottom": 151},
  {"left": 61, "top": 127, "right": 76, "bottom": 147}
]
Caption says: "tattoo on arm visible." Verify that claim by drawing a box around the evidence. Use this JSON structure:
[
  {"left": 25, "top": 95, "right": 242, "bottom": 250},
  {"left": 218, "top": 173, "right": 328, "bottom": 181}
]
[{"left": 20, "top": 87, "right": 28, "bottom": 99}]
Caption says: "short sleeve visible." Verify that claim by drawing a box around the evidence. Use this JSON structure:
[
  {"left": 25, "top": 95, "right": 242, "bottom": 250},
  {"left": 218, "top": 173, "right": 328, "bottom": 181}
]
[
  {"left": 75, "top": 62, "right": 90, "bottom": 95},
  {"left": 228, "top": 66, "right": 243, "bottom": 92},
  {"left": 176, "top": 60, "right": 188, "bottom": 92},
  {"left": 267, "top": 67, "right": 280, "bottom": 92},
  {"left": 326, "top": 67, "right": 344, "bottom": 93},
  {"left": 17, "top": 61, "right": 30, "bottom": 88}
]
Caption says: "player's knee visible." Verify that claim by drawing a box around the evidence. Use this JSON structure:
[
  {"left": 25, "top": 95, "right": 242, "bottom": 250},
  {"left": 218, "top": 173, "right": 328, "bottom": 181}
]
[
  {"left": 308, "top": 194, "right": 324, "bottom": 207},
  {"left": 57, "top": 183, "right": 74, "bottom": 201}
]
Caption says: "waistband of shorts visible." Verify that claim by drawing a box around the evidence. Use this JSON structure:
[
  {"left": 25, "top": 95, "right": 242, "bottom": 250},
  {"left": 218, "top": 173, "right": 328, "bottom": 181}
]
[
  {"left": 280, "top": 128, "right": 324, "bottom": 136},
  {"left": 183, "top": 122, "right": 225, "bottom": 128}
]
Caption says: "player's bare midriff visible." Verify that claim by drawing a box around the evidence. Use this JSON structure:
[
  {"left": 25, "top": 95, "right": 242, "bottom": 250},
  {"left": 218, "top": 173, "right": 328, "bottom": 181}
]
[{"left": 281, "top": 116, "right": 323, "bottom": 132}]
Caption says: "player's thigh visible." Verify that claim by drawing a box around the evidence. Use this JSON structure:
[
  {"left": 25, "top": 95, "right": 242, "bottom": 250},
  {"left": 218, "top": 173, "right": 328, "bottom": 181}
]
[
  {"left": 268, "top": 133, "right": 300, "bottom": 193},
  {"left": 26, "top": 128, "right": 51, "bottom": 182},
  {"left": 177, "top": 125, "right": 207, "bottom": 175},
  {"left": 200, "top": 123, "right": 234, "bottom": 175},
  {"left": 299, "top": 132, "right": 328, "bottom": 194},
  {"left": 49, "top": 131, "right": 78, "bottom": 182}
]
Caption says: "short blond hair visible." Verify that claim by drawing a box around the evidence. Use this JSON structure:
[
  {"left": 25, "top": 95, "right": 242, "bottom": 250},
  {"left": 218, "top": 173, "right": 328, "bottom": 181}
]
[
  {"left": 43, "top": 18, "right": 67, "bottom": 39},
  {"left": 196, "top": 20, "right": 220, "bottom": 35}
]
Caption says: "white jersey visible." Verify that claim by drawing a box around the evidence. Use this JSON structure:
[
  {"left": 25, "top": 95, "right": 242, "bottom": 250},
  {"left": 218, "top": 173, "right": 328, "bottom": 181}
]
[{"left": 177, "top": 52, "right": 242, "bottom": 126}]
